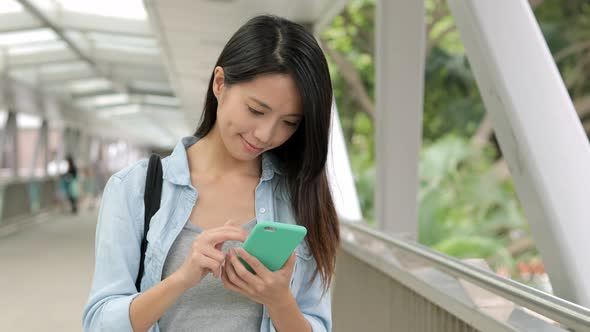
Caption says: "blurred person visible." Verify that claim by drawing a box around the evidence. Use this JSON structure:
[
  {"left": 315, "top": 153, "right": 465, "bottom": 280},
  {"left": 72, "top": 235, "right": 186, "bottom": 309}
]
[
  {"left": 83, "top": 15, "right": 338, "bottom": 332},
  {"left": 62, "top": 155, "right": 79, "bottom": 214}
]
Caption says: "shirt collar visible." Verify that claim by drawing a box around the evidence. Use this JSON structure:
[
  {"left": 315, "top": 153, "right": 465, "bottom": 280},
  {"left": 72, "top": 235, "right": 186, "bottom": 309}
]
[{"left": 163, "top": 136, "right": 283, "bottom": 186}]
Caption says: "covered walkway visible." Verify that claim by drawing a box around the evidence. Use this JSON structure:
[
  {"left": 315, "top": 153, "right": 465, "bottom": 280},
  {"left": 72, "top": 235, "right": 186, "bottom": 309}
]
[
  {"left": 1, "top": 0, "right": 590, "bottom": 331},
  {"left": 1, "top": 211, "right": 96, "bottom": 331}
]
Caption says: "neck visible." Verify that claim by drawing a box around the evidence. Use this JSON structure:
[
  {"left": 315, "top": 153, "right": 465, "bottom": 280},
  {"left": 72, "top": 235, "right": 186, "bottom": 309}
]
[{"left": 187, "top": 125, "right": 261, "bottom": 179}]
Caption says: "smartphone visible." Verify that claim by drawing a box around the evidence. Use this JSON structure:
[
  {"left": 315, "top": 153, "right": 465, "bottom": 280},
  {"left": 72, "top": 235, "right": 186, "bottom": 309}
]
[{"left": 238, "top": 222, "right": 307, "bottom": 273}]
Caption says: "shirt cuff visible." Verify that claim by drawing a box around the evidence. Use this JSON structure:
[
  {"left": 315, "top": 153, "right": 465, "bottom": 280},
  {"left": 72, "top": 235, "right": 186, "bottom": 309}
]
[
  {"left": 102, "top": 294, "right": 141, "bottom": 331},
  {"left": 303, "top": 314, "right": 329, "bottom": 332}
]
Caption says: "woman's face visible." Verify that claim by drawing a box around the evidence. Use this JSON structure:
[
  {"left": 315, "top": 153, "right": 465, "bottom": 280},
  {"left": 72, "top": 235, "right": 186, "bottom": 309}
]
[{"left": 212, "top": 66, "right": 303, "bottom": 160}]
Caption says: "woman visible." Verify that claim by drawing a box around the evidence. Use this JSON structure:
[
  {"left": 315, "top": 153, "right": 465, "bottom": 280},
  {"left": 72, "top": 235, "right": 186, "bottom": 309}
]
[
  {"left": 63, "top": 155, "right": 78, "bottom": 214},
  {"left": 83, "top": 15, "right": 339, "bottom": 332}
]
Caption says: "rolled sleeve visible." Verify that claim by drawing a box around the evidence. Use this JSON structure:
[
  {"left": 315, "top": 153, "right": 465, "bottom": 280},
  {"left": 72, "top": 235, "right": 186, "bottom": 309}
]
[
  {"left": 82, "top": 172, "right": 145, "bottom": 331},
  {"left": 304, "top": 313, "right": 330, "bottom": 332},
  {"left": 295, "top": 259, "right": 333, "bottom": 332},
  {"left": 266, "top": 256, "right": 332, "bottom": 332}
]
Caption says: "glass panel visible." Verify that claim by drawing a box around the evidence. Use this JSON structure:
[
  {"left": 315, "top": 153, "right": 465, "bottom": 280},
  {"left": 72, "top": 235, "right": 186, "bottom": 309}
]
[
  {"left": 95, "top": 104, "right": 139, "bottom": 118},
  {"left": 69, "top": 78, "right": 112, "bottom": 94},
  {"left": 40, "top": 61, "right": 89, "bottom": 74},
  {"left": 77, "top": 93, "right": 129, "bottom": 108},
  {"left": 131, "top": 80, "right": 171, "bottom": 92},
  {"left": 57, "top": 0, "right": 147, "bottom": 20},
  {"left": 9, "top": 69, "right": 36, "bottom": 85},
  {"left": 0, "top": 110, "right": 7, "bottom": 127},
  {"left": 17, "top": 113, "right": 42, "bottom": 177},
  {"left": 0, "top": 28, "right": 58, "bottom": 47},
  {"left": 63, "top": 30, "right": 91, "bottom": 50},
  {"left": 0, "top": 110, "right": 10, "bottom": 178},
  {"left": 96, "top": 42, "right": 159, "bottom": 55},
  {"left": 47, "top": 128, "right": 66, "bottom": 176},
  {"left": 87, "top": 31, "right": 157, "bottom": 49},
  {"left": 32, "top": 0, "right": 57, "bottom": 10},
  {"left": 0, "top": 0, "right": 23, "bottom": 14},
  {"left": 143, "top": 95, "right": 179, "bottom": 108},
  {"left": 7, "top": 40, "right": 67, "bottom": 56},
  {"left": 17, "top": 112, "right": 42, "bottom": 129}
]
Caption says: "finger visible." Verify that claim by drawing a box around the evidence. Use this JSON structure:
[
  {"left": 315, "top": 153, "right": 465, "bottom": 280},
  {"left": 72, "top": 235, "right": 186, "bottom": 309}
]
[
  {"left": 279, "top": 252, "right": 297, "bottom": 273},
  {"left": 286, "top": 252, "right": 297, "bottom": 267},
  {"left": 200, "top": 246, "right": 226, "bottom": 263},
  {"left": 225, "top": 251, "right": 254, "bottom": 292},
  {"left": 206, "top": 229, "right": 249, "bottom": 245},
  {"left": 207, "top": 225, "right": 248, "bottom": 236},
  {"left": 206, "top": 225, "right": 241, "bottom": 250},
  {"left": 200, "top": 255, "right": 222, "bottom": 279},
  {"left": 231, "top": 248, "right": 266, "bottom": 284},
  {"left": 221, "top": 265, "right": 246, "bottom": 295},
  {"left": 213, "top": 224, "right": 249, "bottom": 235},
  {"left": 236, "top": 247, "right": 270, "bottom": 278}
]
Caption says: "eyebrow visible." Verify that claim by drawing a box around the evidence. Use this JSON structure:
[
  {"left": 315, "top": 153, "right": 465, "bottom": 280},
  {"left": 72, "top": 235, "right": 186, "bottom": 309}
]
[{"left": 249, "top": 96, "right": 303, "bottom": 118}]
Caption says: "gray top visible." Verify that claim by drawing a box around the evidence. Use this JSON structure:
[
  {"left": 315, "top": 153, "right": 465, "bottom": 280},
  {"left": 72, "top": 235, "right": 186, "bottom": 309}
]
[{"left": 159, "top": 218, "right": 263, "bottom": 331}]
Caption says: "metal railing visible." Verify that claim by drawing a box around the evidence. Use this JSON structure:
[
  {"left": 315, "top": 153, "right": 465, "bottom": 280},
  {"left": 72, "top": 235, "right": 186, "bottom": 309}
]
[{"left": 339, "top": 219, "right": 590, "bottom": 331}]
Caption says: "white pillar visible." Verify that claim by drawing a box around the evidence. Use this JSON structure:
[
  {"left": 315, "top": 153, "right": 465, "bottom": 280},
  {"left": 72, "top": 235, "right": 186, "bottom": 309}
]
[
  {"left": 448, "top": 0, "right": 590, "bottom": 306},
  {"left": 327, "top": 101, "right": 363, "bottom": 223},
  {"left": 375, "top": 0, "right": 425, "bottom": 237}
]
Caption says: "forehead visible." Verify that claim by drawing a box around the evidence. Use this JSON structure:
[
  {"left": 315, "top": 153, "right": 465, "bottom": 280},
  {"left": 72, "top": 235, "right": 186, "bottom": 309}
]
[{"left": 235, "top": 73, "right": 302, "bottom": 116}]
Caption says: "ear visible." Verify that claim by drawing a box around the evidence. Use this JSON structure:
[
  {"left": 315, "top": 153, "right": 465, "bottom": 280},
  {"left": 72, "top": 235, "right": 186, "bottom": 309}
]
[{"left": 212, "top": 66, "right": 225, "bottom": 99}]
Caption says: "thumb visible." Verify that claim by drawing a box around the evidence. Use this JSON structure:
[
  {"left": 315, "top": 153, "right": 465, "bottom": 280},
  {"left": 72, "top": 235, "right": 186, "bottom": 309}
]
[{"left": 283, "top": 251, "right": 297, "bottom": 270}]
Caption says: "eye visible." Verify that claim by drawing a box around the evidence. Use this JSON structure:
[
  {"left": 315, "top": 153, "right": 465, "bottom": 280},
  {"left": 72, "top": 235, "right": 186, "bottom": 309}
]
[
  {"left": 284, "top": 121, "right": 299, "bottom": 127},
  {"left": 248, "top": 106, "right": 263, "bottom": 116}
]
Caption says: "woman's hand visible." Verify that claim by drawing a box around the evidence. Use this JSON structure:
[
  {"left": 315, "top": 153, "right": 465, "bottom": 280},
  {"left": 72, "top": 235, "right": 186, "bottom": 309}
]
[
  {"left": 221, "top": 247, "right": 296, "bottom": 308},
  {"left": 174, "top": 220, "right": 249, "bottom": 290}
]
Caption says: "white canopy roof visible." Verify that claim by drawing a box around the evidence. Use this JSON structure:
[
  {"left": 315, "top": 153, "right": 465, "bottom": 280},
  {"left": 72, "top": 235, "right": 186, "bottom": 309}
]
[{"left": 0, "top": 0, "right": 347, "bottom": 148}]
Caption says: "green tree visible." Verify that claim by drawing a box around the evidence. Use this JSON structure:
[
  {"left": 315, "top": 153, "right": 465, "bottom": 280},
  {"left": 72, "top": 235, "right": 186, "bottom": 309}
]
[{"left": 321, "top": 0, "right": 587, "bottom": 286}]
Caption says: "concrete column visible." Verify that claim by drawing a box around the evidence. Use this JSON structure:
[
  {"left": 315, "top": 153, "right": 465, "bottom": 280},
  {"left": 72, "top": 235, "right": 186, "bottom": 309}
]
[
  {"left": 448, "top": 0, "right": 590, "bottom": 306},
  {"left": 6, "top": 112, "right": 18, "bottom": 177},
  {"left": 375, "top": 0, "right": 426, "bottom": 237},
  {"left": 42, "top": 121, "right": 49, "bottom": 176},
  {"left": 30, "top": 119, "right": 48, "bottom": 177}
]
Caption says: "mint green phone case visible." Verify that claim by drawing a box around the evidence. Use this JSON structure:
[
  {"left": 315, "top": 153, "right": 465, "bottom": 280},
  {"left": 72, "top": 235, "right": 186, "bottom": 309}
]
[{"left": 239, "top": 222, "right": 307, "bottom": 272}]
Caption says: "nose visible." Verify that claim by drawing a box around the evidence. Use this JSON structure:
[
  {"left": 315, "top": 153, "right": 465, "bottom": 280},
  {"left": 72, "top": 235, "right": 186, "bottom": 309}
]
[{"left": 253, "top": 121, "right": 276, "bottom": 146}]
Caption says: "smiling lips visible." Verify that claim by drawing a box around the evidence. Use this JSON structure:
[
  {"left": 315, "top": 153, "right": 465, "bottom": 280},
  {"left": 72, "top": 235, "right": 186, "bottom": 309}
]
[{"left": 241, "top": 135, "right": 263, "bottom": 153}]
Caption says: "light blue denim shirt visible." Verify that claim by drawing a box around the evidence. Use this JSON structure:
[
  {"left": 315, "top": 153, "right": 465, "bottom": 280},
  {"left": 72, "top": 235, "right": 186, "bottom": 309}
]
[{"left": 83, "top": 136, "right": 332, "bottom": 332}]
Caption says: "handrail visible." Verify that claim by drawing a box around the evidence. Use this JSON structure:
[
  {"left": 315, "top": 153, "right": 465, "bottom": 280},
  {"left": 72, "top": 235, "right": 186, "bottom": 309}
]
[{"left": 340, "top": 219, "right": 590, "bottom": 331}]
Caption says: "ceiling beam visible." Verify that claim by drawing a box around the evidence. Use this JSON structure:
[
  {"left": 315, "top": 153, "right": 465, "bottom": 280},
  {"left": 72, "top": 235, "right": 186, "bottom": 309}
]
[
  {"left": 71, "top": 88, "right": 175, "bottom": 100},
  {"left": 15, "top": 0, "right": 129, "bottom": 94},
  {"left": 94, "top": 101, "right": 179, "bottom": 111},
  {"left": 0, "top": 12, "right": 42, "bottom": 33},
  {"left": 5, "top": 48, "right": 162, "bottom": 69}
]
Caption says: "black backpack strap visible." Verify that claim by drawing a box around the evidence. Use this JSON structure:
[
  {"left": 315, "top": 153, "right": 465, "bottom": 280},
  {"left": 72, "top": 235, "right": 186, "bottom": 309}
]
[{"left": 136, "top": 154, "right": 163, "bottom": 291}]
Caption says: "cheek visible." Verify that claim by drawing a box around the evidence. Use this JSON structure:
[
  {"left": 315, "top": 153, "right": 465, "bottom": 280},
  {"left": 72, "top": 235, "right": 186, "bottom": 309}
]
[
  {"left": 273, "top": 128, "right": 298, "bottom": 147},
  {"left": 217, "top": 106, "right": 243, "bottom": 132}
]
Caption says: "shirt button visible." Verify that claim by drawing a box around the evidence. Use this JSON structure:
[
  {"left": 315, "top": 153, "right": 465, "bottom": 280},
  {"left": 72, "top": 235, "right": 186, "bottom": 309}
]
[{"left": 259, "top": 208, "right": 266, "bottom": 214}]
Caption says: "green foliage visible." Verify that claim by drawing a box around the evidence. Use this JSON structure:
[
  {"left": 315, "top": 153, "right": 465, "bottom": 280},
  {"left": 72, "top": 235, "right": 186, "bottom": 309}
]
[
  {"left": 417, "top": 136, "right": 527, "bottom": 270},
  {"left": 321, "top": 0, "right": 590, "bottom": 285},
  {"left": 536, "top": 0, "right": 590, "bottom": 98}
]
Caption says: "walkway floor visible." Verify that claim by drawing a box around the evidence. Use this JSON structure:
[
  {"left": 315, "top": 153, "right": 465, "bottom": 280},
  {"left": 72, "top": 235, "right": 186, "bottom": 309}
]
[{"left": 1, "top": 210, "right": 98, "bottom": 331}]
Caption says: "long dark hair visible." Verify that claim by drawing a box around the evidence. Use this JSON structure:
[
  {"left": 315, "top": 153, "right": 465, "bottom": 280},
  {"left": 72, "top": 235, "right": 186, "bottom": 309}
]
[
  {"left": 66, "top": 155, "right": 77, "bottom": 178},
  {"left": 194, "top": 15, "right": 339, "bottom": 291}
]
